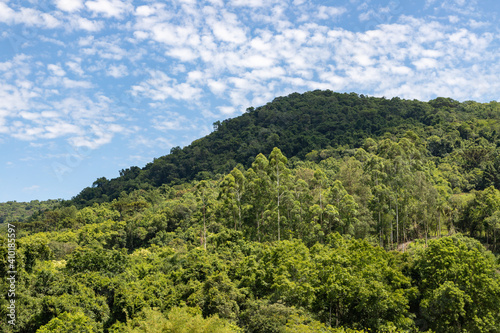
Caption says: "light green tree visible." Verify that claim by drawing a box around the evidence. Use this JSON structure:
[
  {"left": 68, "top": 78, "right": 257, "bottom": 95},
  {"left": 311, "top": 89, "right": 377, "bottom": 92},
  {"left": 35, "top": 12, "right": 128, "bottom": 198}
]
[
  {"left": 36, "top": 311, "right": 98, "bottom": 333},
  {"left": 268, "top": 148, "right": 291, "bottom": 241}
]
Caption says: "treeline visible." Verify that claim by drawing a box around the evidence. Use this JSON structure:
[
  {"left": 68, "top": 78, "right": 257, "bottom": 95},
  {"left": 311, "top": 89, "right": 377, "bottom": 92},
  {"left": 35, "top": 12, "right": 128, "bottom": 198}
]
[
  {"left": 1, "top": 219, "right": 499, "bottom": 331},
  {"left": 70, "top": 90, "right": 500, "bottom": 207},
  {"left": 1, "top": 144, "right": 500, "bottom": 331},
  {"left": 23, "top": 140, "right": 500, "bottom": 251},
  {"left": 1, "top": 90, "right": 500, "bottom": 332},
  {"left": 0, "top": 200, "right": 61, "bottom": 224}
]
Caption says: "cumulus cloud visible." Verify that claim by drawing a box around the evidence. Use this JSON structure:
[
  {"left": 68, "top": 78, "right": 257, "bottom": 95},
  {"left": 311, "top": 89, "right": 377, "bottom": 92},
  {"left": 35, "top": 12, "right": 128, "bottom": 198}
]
[
  {"left": 0, "top": 54, "right": 128, "bottom": 150},
  {"left": 1, "top": 0, "right": 500, "bottom": 155},
  {"left": 69, "top": 123, "right": 124, "bottom": 149},
  {"left": 66, "top": 61, "right": 85, "bottom": 76},
  {"left": 132, "top": 70, "right": 202, "bottom": 102},
  {"left": 0, "top": 3, "right": 60, "bottom": 28},
  {"left": 152, "top": 112, "right": 192, "bottom": 131},
  {"left": 317, "top": 6, "right": 347, "bottom": 20},
  {"left": 230, "top": 0, "right": 266, "bottom": 8},
  {"left": 107, "top": 64, "right": 128, "bottom": 78},
  {"left": 48, "top": 64, "right": 66, "bottom": 76},
  {"left": 85, "top": 0, "right": 132, "bottom": 19},
  {"left": 55, "top": 0, "right": 84, "bottom": 12},
  {"left": 0, "top": 2, "right": 16, "bottom": 24},
  {"left": 75, "top": 17, "right": 104, "bottom": 31},
  {"left": 125, "top": 1, "right": 500, "bottom": 117}
]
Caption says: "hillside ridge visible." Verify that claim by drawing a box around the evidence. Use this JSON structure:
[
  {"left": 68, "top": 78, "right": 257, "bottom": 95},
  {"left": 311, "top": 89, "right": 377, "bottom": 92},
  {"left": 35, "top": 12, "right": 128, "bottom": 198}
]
[{"left": 69, "top": 90, "right": 500, "bottom": 208}]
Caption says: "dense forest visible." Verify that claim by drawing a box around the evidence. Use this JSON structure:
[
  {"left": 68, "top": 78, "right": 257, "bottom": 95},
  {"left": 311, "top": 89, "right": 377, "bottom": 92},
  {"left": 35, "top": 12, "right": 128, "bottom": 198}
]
[
  {"left": 0, "top": 201, "right": 61, "bottom": 225},
  {"left": 69, "top": 90, "right": 500, "bottom": 207},
  {"left": 1, "top": 91, "right": 500, "bottom": 332}
]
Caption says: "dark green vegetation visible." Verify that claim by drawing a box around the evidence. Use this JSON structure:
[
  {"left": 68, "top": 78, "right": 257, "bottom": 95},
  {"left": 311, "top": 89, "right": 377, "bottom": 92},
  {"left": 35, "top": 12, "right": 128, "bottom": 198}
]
[
  {"left": 70, "top": 91, "right": 500, "bottom": 207},
  {"left": 1, "top": 91, "right": 500, "bottom": 332}
]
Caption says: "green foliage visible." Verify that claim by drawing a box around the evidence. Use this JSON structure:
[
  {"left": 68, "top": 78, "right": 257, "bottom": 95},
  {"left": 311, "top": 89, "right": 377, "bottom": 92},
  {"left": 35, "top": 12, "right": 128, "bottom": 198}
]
[
  {"left": 420, "top": 281, "right": 470, "bottom": 333},
  {"left": 239, "top": 300, "right": 301, "bottom": 333},
  {"left": 36, "top": 311, "right": 99, "bottom": 333},
  {"left": 413, "top": 235, "right": 500, "bottom": 332},
  {"left": 311, "top": 234, "right": 416, "bottom": 331},
  {"left": 69, "top": 90, "right": 500, "bottom": 207},
  {"left": 66, "top": 246, "right": 129, "bottom": 275},
  {"left": 0, "top": 199, "right": 61, "bottom": 224},
  {"left": 5, "top": 90, "right": 500, "bottom": 333},
  {"left": 109, "top": 306, "right": 240, "bottom": 333},
  {"left": 191, "top": 271, "right": 243, "bottom": 321}
]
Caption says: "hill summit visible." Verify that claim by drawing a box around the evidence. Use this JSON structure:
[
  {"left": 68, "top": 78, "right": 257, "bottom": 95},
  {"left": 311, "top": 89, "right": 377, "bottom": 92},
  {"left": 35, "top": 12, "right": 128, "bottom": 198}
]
[{"left": 71, "top": 90, "right": 500, "bottom": 207}]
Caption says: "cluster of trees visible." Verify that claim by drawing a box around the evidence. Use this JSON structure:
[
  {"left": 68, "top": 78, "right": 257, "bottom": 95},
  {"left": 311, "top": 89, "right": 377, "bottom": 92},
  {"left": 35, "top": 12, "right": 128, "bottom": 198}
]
[
  {"left": 0, "top": 200, "right": 61, "bottom": 224},
  {"left": 1, "top": 90, "right": 500, "bottom": 331},
  {"left": 2, "top": 143, "right": 500, "bottom": 332},
  {"left": 70, "top": 91, "right": 500, "bottom": 207},
  {"left": 1, "top": 221, "right": 499, "bottom": 332},
  {"left": 24, "top": 139, "right": 500, "bottom": 251}
]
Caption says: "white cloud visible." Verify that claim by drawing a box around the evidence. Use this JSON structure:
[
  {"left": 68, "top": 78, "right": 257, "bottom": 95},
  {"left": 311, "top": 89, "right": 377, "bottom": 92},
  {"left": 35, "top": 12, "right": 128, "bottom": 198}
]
[
  {"left": 133, "top": 31, "right": 149, "bottom": 40},
  {"left": 62, "top": 78, "right": 92, "bottom": 89},
  {"left": 150, "top": 23, "right": 199, "bottom": 46},
  {"left": 132, "top": 70, "right": 203, "bottom": 101},
  {"left": 207, "top": 80, "right": 227, "bottom": 95},
  {"left": 0, "top": 61, "right": 13, "bottom": 72},
  {"left": 85, "top": 0, "right": 132, "bottom": 19},
  {"left": 0, "top": 3, "right": 16, "bottom": 24},
  {"left": 167, "top": 48, "right": 199, "bottom": 62},
  {"left": 209, "top": 17, "right": 247, "bottom": 44},
  {"left": 127, "top": 3, "right": 500, "bottom": 116},
  {"left": 78, "top": 36, "right": 94, "bottom": 46},
  {"left": 0, "top": 54, "right": 127, "bottom": 149},
  {"left": 135, "top": 5, "right": 158, "bottom": 16},
  {"left": 55, "top": 0, "right": 84, "bottom": 12},
  {"left": 153, "top": 112, "right": 191, "bottom": 131},
  {"left": 230, "top": 0, "right": 265, "bottom": 7},
  {"left": 468, "top": 19, "right": 489, "bottom": 29},
  {"left": 76, "top": 17, "right": 104, "bottom": 31},
  {"left": 187, "top": 71, "right": 204, "bottom": 82},
  {"left": 80, "top": 37, "right": 134, "bottom": 61},
  {"left": 66, "top": 61, "right": 85, "bottom": 76},
  {"left": 0, "top": 4, "right": 61, "bottom": 28},
  {"left": 23, "top": 185, "right": 40, "bottom": 192},
  {"left": 218, "top": 106, "right": 236, "bottom": 115},
  {"left": 317, "top": 6, "right": 347, "bottom": 20},
  {"left": 78, "top": 123, "right": 122, "bottom": 148},
  {"left": 107, "top": 64, "right": 128, "bottom": 78},
  {"left": 43, "top": 122, "right": 82, "bottom": 139},
  {"left": 48, "top": 64, "right": 66, "bottom": 77},
  {"left": 243, "top": 55, "right": 275, "bottom": 69}
]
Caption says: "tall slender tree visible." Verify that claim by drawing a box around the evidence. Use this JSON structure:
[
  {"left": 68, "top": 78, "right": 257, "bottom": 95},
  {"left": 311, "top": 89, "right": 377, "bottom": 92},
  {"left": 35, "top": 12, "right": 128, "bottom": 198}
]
[{"left": 268, "top": 147, "right": 291, "bottom": 241}]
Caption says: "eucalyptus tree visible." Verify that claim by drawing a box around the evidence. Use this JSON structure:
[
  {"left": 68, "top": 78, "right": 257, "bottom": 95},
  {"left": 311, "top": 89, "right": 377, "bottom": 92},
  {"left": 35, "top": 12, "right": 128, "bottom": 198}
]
[
  {"left": 268, "top": 147, "right": 291, "bottom": 241},
  {"left": 195, "top": 180, "right": 214, "bottom": 250},
  {"left": 219, "top": 167, "right": 247, "bottom": 231},
  {"left": 245, "top": 153, "right": 271, "bottom": 241}
]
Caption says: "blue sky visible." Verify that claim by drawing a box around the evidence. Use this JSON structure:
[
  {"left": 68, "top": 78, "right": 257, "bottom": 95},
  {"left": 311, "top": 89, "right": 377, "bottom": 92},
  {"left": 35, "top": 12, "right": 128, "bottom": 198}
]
[{"left": 1, "top": 0, "right": 500, "bottom": 203}]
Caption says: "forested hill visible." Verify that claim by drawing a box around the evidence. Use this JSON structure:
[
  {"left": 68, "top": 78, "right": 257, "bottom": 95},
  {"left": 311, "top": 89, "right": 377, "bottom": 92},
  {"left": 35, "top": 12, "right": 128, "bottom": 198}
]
[
  {"left": 3, "top": 91, "right": 500, "bottom": 332},
  {"left": 71, "top": 90, "right": 500, "bottom": 207}
]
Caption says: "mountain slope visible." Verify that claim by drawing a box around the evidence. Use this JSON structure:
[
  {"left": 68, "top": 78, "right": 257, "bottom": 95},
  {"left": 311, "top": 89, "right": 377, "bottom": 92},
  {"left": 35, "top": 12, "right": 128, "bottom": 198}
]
[{"left": 71, "top": 90, "right": 500, "bottom": 207}]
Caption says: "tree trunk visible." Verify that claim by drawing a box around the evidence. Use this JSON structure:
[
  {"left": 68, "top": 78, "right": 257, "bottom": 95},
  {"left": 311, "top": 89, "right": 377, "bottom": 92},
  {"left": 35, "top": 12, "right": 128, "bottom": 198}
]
[
  {"left": 438, "top": 211, "right": 441, "bottom": 238},
  {"left": 277, "top": 163, "right": 281, "bottom": 241},
  {"left": 396, "top": 193, "right": 399, "bottom": 247},
  {"left": 379, "top": 211, "right": 382, "bottom": 247},
  {"left": 203, "top": 204, "right": 206, "bottom": 250}
]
